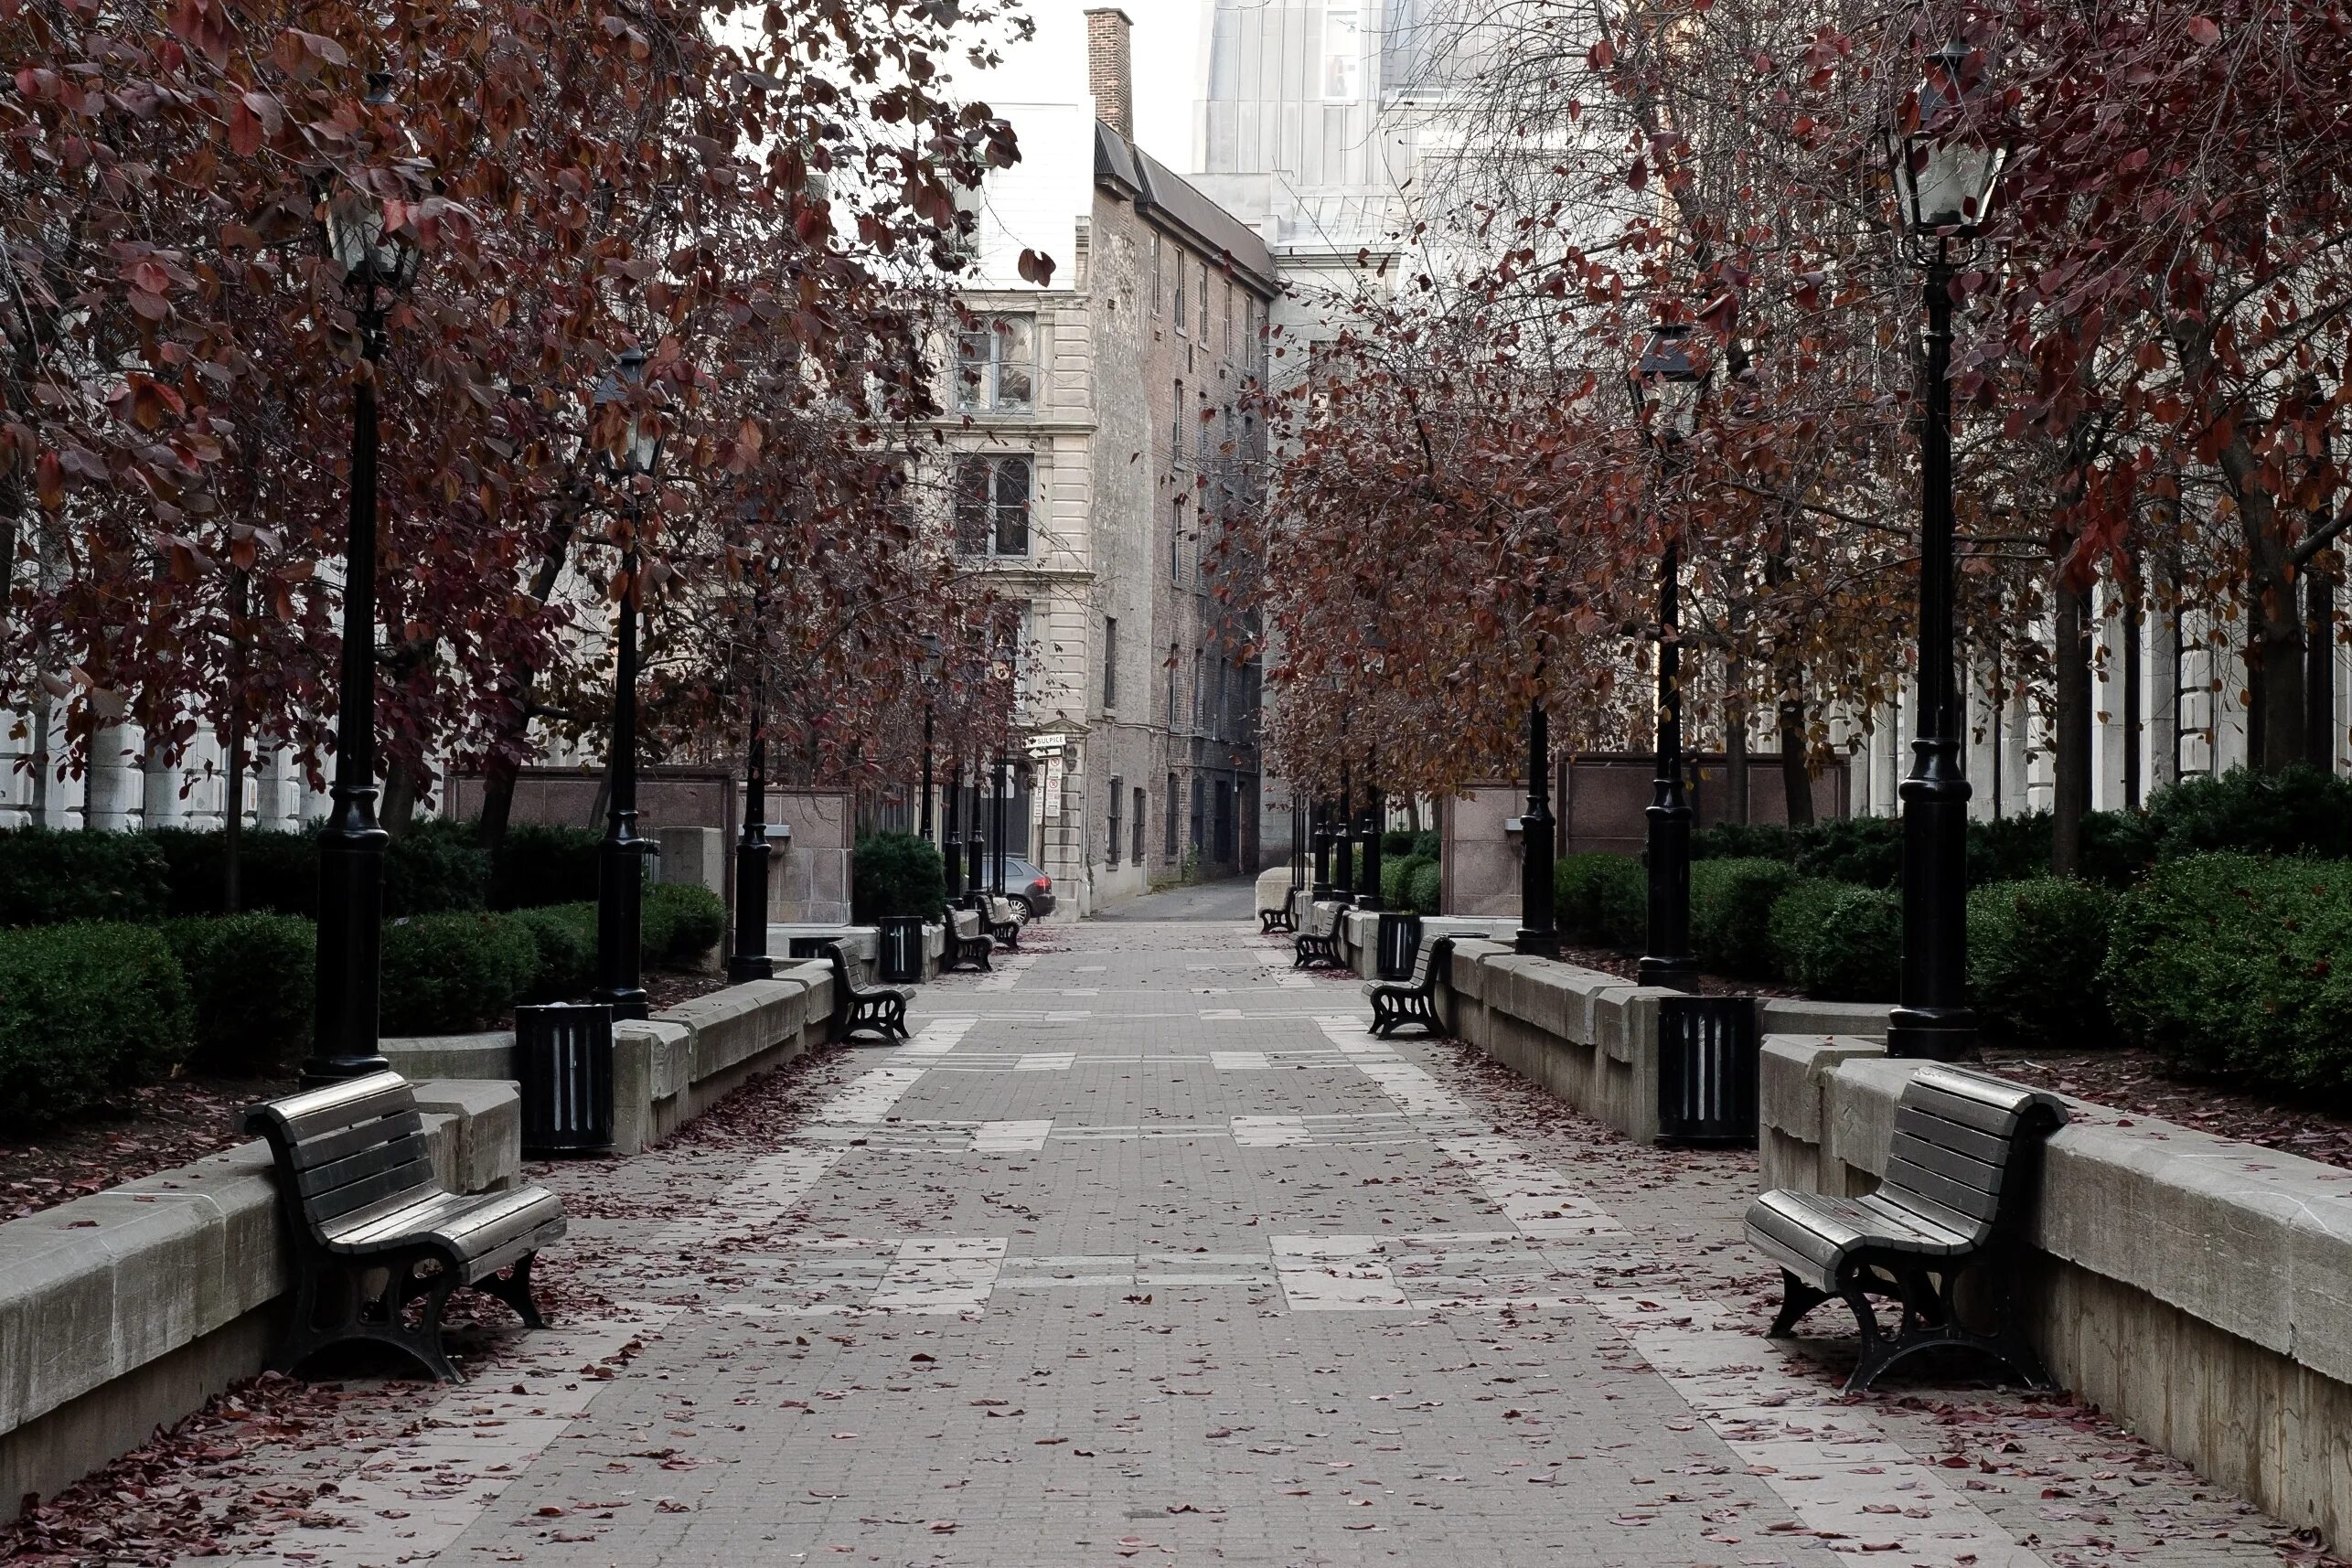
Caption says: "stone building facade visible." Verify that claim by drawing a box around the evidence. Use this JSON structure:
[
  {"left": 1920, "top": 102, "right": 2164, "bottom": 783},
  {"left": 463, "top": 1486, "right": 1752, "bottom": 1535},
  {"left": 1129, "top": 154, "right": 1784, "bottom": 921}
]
[{"left": 934, "top": 7, "right": 1275, "bottom": 915}]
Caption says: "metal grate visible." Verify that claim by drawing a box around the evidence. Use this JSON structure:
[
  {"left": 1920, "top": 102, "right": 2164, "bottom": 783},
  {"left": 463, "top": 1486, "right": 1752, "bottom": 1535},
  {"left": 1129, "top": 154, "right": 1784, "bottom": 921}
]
[
  {"left": 1375, "top": 912, "right": 1423, "bottom": 981},
  {"left": 517, "top": 1002, "right": 615, "bottom": 1156},
  {"left": 1656, "top": 994, "right": 1759, "bottom": 1147}
]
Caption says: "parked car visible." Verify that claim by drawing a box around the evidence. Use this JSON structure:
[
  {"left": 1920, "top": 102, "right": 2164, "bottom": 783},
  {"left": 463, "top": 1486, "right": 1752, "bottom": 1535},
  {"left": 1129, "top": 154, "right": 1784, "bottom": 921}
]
[{"left": 995, "top": 857, "right": 1055, "bottom": 917}]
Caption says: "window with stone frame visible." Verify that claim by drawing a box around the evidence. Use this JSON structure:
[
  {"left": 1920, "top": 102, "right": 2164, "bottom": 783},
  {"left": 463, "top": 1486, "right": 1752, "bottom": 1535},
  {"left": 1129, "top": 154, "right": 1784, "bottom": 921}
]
[
  {"left": 1107, "top": 775, "right": 1124, "bottom": 868},
  {"left": 1133, "top": 785, "right": 1147, "bottom": 866},
  {"left": 954, "top": 315, "right": 1035, "bottom": 413},
  {"left": 952, "top": 453, "right": 1032, "bottom": 557}
]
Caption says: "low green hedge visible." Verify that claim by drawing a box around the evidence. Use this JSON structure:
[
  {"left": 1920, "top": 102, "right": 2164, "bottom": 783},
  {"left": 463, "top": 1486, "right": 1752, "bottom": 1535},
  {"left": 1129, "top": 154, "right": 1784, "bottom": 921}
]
[
  {"left": 1966, "top": 878, "right": 2119, "bottom": 1046},
  {"left": 0, "top": 923, "right": 192, "bottom": 1128},
  {"left": 1690, "top": 858, "right": 1797, "bottom": 978},
  {"left": 1768, "top": 879, "right": 1900, "bottom": 1000},
  {"left": 381, "top": 912, "right": 541, "bottom": 1034},
  {"left": 1383, "top": 852, "right": 1440, "bottom": 912},
  {"left": 0, "top": 827, "right": 170, "bottom": 925},
  {"left": 164, "top": 912, "right": 315, "bottom": 1077},
  {"left": 1556, "top": 853, "right": 1644, "bottom": 947},
  {"left": 2103, "top": 854, "right": 2352, "bottom": 1092},
  {"left": 852, "top": 832, "right": 946, "bottom": 923},
  {"left": 647, "top": 881, "right": 725, "bottom": 965}
]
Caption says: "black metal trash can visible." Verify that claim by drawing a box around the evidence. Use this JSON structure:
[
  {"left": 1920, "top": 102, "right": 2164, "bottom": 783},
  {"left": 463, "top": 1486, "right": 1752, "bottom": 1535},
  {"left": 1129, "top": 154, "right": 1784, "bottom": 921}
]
[
  {"left": 517, "top": 1001, "right": 615, "bottom": 1157},
  {"left": 1656, "top": 994, "right": 1759, "bottom": 1147},
  {"left": 1375, "top": 912, "right": 1424, "bottom": 981},
  {"left": 879, "top": 915, "right": 925, "bottom": 984}
]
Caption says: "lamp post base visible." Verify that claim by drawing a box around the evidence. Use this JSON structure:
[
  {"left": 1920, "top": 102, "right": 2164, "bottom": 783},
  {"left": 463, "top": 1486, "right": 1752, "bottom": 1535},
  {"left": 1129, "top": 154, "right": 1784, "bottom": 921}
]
[
  {"left": 1637, "top": 955, "right": 1699, "bottom": 991},
  {"left": 1887, "top": 1006, "right": 1976, "bottom": 1061},
  {"left": 728, "top": 955, "right": 775, "bottom": 983},
  {"left": 1513, "top": 928, "right": 1560, "bottom": 960}
]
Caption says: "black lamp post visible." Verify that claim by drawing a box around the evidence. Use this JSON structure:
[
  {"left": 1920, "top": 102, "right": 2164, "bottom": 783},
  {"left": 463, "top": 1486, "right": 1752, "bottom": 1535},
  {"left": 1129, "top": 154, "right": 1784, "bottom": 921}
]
[
  {"left": 1886, "top": 42, "right": 2006, "bottom": 1061},
  {"left": 943, "top": 754, "right": 965, "bottom": 903},
  {"left": 304, "top": 118, "right": 423, "bottom": 1086},
  {"left": 1513, "top": 695, "right": 1560, "bottom": 959},
  {"left": 965, "top": 758, "right": 987, "bottom": 906},
  {"left": 1357, "top": 769, "right": 1385, "bottom": 912},
  {"left": 991, "top": 750, "right": 1010, "bottom": 895},
  {"left": 1332, "top": 750, "right": 1355, "bottom": 903},
  {"left": 589, "top": 348, "right": 662, "bottom": 1021},
  {"left": 1628, "top": 324, "right": 1710, "bottom": 990},
  {"left": 728, "top": 557, "right": 775, "bottom": 984},
  {"left": 920, "top": 703, "right": 935, "bottom": 841},
  {"left": 1310, "top": 798, "right": 1333, "bottom": 899}
]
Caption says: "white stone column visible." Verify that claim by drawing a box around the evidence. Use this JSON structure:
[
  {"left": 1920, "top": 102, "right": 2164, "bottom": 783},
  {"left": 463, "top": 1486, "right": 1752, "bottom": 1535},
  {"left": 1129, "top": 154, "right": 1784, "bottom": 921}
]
[
  {"left": 84, "top": 720, "right": 139, "bottom": 831},
  {"left": 143, "top": 741, "right": 184, "bottom": 828}
]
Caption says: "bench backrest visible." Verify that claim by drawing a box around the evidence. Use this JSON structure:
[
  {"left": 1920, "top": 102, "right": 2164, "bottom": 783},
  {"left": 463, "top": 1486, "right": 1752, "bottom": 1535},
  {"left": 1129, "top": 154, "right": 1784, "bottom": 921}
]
[
  {"left": 1308, "top": 901, "right": 1342, "bottom": 938},
  {"left": 952, "top": 908, "right": 983, "bottom": 940},
  {"left": 243, "top": 1072, "right": 439, "bottom": 1241},
  {"left": 1406, "top": 934, "right": 1454, "bottom": 987},
  {"left": 824, "top": 939, "right": 863, "bottom": 994},
  {"left": 1882, "top": 1064, "right": 2069, "bottom": 1240}
]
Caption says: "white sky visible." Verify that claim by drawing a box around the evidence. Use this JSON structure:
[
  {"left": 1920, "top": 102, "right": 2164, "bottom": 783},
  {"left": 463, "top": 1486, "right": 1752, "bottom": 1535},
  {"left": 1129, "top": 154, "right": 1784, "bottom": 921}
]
[{"left": 951, "top": 1, "right": 1203, "bottom": 172}]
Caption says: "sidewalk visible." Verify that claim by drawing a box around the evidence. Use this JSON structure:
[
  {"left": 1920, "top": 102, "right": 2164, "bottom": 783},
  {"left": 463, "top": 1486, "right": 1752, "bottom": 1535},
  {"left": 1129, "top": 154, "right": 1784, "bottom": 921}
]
[{"left": 95, "top": 921, "right": 2320, "bottom": 1567}]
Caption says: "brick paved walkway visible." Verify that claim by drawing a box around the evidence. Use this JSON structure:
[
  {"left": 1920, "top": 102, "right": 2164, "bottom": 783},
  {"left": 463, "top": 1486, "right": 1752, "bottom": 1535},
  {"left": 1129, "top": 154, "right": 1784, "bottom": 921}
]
[{"left": 189, "top": 921, "right": 2315, "bottom": 1568}]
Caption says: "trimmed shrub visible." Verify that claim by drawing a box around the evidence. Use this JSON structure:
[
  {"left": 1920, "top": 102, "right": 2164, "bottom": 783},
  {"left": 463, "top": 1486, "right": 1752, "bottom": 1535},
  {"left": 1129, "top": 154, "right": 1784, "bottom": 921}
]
[
  {"left": 2144, "top": 766, "right": 2352, "bottom": 863},
  {"left": 1768, "top": 878, "right": 1901, "bottom": 999},
  {"left": 1968, "top": 878, "right": 2118, "bottom": 1047},
  {"left": 2102, "top": 854, "right": 2352, "bottom": 1092},
  {"left": 1556, "top": 853, "right": 1645, "bottom": 947},
  {"left": 1381, "top": 830, "right": 1417, "bottom": 858},
  {"left": 852, "top": 831, "right": 946, "bottom": 923},
  {"left": 1405, "top": 859, "right": 1441, "bottom": 914},
  {"left": 151, "top": 826, "right": 316, "bottom": 917},
  {"left": 1792, "top": 815, "right": 1904, "bottom": 888},
  {"left": 513, "top": 902, "right": 596, "bottom": 1003},
  {"left": 1382, "top": 852, "right": 1432, "bottom": 909},
  {"left": 1691, "top": 823, "right": 1799, "bottom": 863},
  {"left": 1690, "top": 857, "right": 1798, "bottom": 978},
  {"left": 382, "top": 818, "right": 491, "bottom": 915},
  {"left": 647, "top": 881, "right": 725, "bottom": 965},
  {"left": 489, "top": 823, "right": 604, "bottom": 911},
  {"left": 380, "top": 912, "right": 539, "bottom": 1034},
  {"left": 0, "top": 827, "right": 170, "bottom": 926},
  {"left": 0, "top": 923, "right": 192, "bottom": 1127},
  {"left": 164, "top": 913, "right": 315, "bottom": 1076}
]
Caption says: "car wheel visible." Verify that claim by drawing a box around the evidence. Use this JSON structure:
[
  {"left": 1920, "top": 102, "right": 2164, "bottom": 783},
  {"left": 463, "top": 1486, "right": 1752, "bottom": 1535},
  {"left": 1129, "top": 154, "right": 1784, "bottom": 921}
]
[{"left": 1011, "top": 895, "right": 1035, "bottom": 919}]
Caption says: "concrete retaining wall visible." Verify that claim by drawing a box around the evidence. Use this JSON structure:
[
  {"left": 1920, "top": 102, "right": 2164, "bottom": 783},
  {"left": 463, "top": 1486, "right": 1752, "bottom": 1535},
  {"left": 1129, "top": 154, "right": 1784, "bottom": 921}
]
[
  {"left": 0, "top": 1081, "right": 519, "bottom": 1516},
  {"left": 1761, "top": 1037, "right": 2352, "bottom": 1548},
  {"left": 2, "top": 965, "right": 842, "bottom": 1520}
]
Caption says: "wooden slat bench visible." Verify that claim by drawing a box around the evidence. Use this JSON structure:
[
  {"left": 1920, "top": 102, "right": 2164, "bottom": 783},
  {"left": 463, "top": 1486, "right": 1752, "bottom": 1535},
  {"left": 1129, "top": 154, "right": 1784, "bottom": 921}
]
[
  {"left": 981, "top": 892, "right": 1025, "bottom": 950},
  {"left": 823, "top": 940, "right": 912, "bottom": 1041},
  {"left": 1745, "top": 1063, "right": 2069, "bottom": 1393},
  {"left": 243, "top": 1072, "right": 566, "bottom": 1382},
  {"left": 945, "top": 907, "right": 994, "bottom": 973},
  {"left": 1364, "top": 935, "right": 1453, "bottom": 1037},
  {"left": 1292, "top": 900, "right": 1345, "bottom": 969},
  {"left": 1258, "top": 884, "right": 1299, "bottom": 935}
]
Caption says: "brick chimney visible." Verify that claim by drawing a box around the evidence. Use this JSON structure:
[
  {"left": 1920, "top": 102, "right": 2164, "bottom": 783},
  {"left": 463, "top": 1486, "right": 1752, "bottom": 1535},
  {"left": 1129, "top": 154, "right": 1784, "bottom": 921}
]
[{"left": 1085, "top": 8, "right": 1134, "bottom": 140}]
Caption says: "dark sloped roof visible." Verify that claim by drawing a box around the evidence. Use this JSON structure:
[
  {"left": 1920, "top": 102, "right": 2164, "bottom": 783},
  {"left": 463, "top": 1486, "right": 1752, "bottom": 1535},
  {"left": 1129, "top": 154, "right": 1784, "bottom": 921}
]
[{"left": 1094, "top": 120, "right": 1276, "bottom": 293}]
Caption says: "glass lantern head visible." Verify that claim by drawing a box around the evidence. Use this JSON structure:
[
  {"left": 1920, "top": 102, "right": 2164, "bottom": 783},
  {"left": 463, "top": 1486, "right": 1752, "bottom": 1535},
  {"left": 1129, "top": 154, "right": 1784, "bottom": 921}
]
[
  {"left": 1889, "top": 41, "right": 2009, "bottom": 238},
  {"left": 591, "top": 347, "right": 664, "bottom": 478},
  {"left": 1627, "top": 324, "right": 1708, "bottom": 446}
]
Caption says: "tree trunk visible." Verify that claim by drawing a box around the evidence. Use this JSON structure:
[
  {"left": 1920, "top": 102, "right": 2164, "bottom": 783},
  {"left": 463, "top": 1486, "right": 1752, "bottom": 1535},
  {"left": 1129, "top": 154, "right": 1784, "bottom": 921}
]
[
  {"left": 2307, "top": 560, "right": 2336, "bottom": 771},
  {"left": 2052, "top": 578, "right": 2093, "bottom": 877},
  {"left": 1776, "top": 688, "right": 1812, "bottom": 826},
  {"left": 476, "top": 507, "right": 582, "bottom": 858},
  {"left": 1724, "top": 642, "right": 1750, "bottom": 827},
  {"left": 380, "top": 758, "right": 419, "bottom": 839},
  {"left": 221, "top": 713, "right": 244, "bottom": 912}
]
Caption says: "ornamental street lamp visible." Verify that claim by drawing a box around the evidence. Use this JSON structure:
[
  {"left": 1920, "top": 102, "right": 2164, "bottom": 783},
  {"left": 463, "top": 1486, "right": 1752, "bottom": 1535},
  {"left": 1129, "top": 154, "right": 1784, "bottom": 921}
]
[
  {"left": 965, "top": 758, "right": 988, "bottom": 906},
  {"left": 1310, "top": 797, "right": 1333, "bottom": 899},
  {"left": 1332, "top": 746, "right": 1356, "bottom": 903},
  {"left": 1356, "top": 774, "right": 1385, "bottom": 912},
  {"left": 918, "top": 635, "right": 941, "bottom": 846},
  {"left": 1886, "top": 41, "right": 2007, "bottom": 1061},
  {"left": 589, "top": 347, "right": 663, "bottom": 1020},
  {"left": 729, "top": 547, "right": 777, "bottom": 984},
  {"left": 943, "top": 754, "right": 965, "bottom": 904},
  {"left": 991, "top": 750, "right": 1010, "bottom": 895},
  {"left": 1512, "top": 693, "right": 1560, "bottom": 960},
  {"left": 1627, "top": 323, "right": 1711, "bottom": 991},
  {"left": 304, "top": 91, "right": 424, "bottom": 1086}
]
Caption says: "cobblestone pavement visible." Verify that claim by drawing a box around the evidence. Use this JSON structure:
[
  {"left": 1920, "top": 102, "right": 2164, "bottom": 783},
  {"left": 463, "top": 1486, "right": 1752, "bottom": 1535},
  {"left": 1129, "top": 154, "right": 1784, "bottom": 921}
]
[{"left": 181, "top": 922, "right": 2322, "bottom": 1568}]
